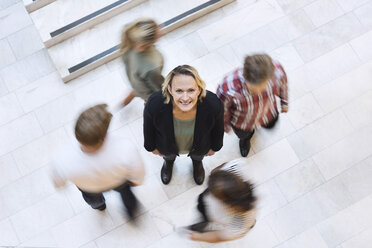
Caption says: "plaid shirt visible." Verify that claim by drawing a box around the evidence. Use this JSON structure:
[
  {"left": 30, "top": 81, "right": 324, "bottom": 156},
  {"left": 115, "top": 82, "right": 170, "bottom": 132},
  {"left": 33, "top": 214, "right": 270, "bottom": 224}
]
[{"left": 216, "top": 62, "right": 288, "bottom": 132}]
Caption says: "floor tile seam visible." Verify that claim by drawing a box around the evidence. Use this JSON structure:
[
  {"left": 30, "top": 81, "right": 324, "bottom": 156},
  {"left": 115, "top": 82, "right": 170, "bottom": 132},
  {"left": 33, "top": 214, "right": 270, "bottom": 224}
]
[
  {"left": 337, "top": 98, "right": 365, "bottom": 131},
  {"left": 0, "top": 94, "right": 26, "bottom": 127},
  {"left": 220, "top": 0, "right": 254, "bottom": 16},
  {"left": 199, "top": 0, "right": 287, "bottom": 53},
  {"left": 0, "top": 51, "right": 57, "bottom": 94},
  {"left": 0, "top": 168, "right": 58, "bottom": 221},
  {"left": 0, "top": 152, "right": 22, "bottom": 188},
  {"left": 309, "top": 142, "right": 350, "bottom": 181},
  {"left": 271, "top": 177, "right": 290, "bottom": 203},
  {"left": 263, "top": 197, "right": 353, "bottom": 246},
  {"left": 0, "top": 3, "right": 32, "bottom": 37},
  {"left": 0, "top": 1, "right": 22, "bottom": 12},
  {"left": 209, "top": 7, "right": 323, "bottom": 60},
  {"left": 310, "top": 79, "right": 372, "bottom": 122},
  {"left": 31, "top": 107, "right": 46, "bottom": 135},
  {"left": 347, "top": 38, "right": 366, "bottom": 63},
  {"left": 262, "top": 157, "right": 371, "bottom": 222},
  {"left": 91, "top": 208, "right": 163, "bottom": 246},
  {"left": 269, "top": 225, "right": 324, "bottom": 248},
  {"left": 161, "top": 7, "right": 227, "bottom": 45},
  {"left": 13, "top": 73, "right": 79, "bottom": 115},
  {"left": 263, "top": 217, "right": 282, "bottom": 247},
  {"left": 6, "top": 127, "right": 70, "bottom": 177},
  {"left": 14, "top": 64, "right": 114, "bottom": 120},
  {"left": 292, "top": 12, "right": 367, "bottom": 63},
  {"left": 0, "top": 36, "right": 16, "bottom": 66},
  {"left": 7, "top": 191, "right": 71, "bottom": 242},
  {"left": 269, "top": 157, "right": 327, "bottom": 204},
  {"left": 337, "top": 224, "right": 372, "bottom": 247},
  {"left": 312, "top": 149, "right": 372, "bottom": 189},
  {"left": 314, "top": 194, "right": 372, "bottom": 247},
  {"left": 11, "top": 193, "right": 141, "bottom": 246},
  {"left": 6, "top": 23, "right": 43, "bottom": 60},
  {"left": 8, "top": 215, "right": 21, "bottom": 246},
  {"left": 277, "top": 0, "right": 318, "bottom": 15},
  {"left": 0, "top": 155, "right": 48, "bottom": 191},
  {"left": 0, "top": 112, "right": 44, "bottom": 155},
  {"left": 109, "top": 115, "right": 142, "bottom": 133}
]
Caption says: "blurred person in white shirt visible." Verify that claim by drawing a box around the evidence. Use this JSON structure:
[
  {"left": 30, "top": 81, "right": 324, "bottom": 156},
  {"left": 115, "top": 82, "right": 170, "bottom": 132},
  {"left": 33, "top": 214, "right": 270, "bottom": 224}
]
[{"left": 51, "top": 104, "right": 144, "bottom": 219}]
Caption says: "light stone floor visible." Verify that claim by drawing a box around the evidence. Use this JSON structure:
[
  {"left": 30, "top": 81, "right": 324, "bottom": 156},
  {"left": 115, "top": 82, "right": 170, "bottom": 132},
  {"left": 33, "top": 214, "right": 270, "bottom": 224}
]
[{"left": 1, "top": 0, "right": 372, "bottom": 247}]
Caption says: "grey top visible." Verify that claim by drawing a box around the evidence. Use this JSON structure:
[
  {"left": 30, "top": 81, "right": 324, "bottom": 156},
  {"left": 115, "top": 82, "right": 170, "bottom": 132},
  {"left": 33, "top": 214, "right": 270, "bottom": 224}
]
[
  {"left": 173, "top": 117, "right": 196, "bottom": 154},
  {"left": 122, "top": 45, "right": 164, "bottom": 100}
]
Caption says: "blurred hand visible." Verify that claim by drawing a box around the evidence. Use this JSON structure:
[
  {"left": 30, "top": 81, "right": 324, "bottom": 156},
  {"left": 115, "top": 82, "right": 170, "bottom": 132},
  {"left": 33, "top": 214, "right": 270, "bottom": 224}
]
[
  {"left": 205, "top": 149, "right": 215, "bottom": 156},
  {"left": 122, "top": 91, "right": 136, "bottom": 106},
  {"left": 281, "top": 106, "right": 288, "bottom": 113},
  {"left": 152, "top": 149, "right": 163, "bottom": 157}
]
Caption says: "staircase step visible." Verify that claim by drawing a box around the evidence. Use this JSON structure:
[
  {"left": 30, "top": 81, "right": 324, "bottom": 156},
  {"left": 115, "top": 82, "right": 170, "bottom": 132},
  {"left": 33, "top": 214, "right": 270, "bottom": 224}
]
[
  {"left": 30, "top": 0, "right": 145, "bottom": 48},
  {"left": 46, "top": 0, "right": 234, "bottom": 83},
  {"left": 23, "top": 0, "right": 56, "bottom": 13}
]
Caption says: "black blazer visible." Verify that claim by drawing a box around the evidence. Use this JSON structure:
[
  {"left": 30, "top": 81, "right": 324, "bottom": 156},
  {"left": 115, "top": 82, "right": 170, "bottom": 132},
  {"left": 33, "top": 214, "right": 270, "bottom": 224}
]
[{"left": 144, "top": 90, "right": 224, "bottom": 156}]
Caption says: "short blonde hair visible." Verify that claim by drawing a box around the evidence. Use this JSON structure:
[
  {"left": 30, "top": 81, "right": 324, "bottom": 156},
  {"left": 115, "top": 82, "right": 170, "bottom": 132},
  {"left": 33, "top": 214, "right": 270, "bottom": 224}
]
[
  {"left": 75, "top": 104, "right": 112, "bottom": 146},
  {"left": 120, "top": 18, "right": 158, "bottom": 53},
  {"left": 162, "top": 65, "right": 206, "bottom": 104}
]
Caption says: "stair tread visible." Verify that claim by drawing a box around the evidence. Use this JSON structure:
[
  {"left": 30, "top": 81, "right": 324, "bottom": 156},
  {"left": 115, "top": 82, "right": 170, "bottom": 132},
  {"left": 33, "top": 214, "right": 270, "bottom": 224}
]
[
  {"left": 30, "top": 0, "right": 119, "bottom": 41},
  {"left": 47, "top": 0, "right": 207, "bottom": 73}
]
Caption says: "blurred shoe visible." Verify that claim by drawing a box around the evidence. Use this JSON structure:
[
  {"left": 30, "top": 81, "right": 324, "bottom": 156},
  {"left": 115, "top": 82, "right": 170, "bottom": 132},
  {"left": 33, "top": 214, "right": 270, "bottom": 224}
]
[{"left": 239, "top": 139, "right": 250, "bottom": 157}]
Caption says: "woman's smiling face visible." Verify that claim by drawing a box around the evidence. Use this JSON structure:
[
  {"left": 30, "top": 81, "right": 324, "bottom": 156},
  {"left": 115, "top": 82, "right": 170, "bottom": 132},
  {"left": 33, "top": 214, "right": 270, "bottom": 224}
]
[{"left": 168, "top": 74, "right": 200, "bottom": 112}]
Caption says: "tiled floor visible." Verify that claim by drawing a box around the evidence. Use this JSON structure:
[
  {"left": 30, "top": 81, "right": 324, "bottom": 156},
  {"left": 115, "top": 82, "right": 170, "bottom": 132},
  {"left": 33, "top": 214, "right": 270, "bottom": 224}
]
[{"left": 1, "top": 0, "right": 372, "bottom": 247}]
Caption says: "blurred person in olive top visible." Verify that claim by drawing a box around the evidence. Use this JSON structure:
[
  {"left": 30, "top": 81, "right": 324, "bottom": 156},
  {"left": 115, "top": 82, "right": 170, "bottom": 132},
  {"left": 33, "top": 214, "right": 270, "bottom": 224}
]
[
  {"left": 143, "top": 65, "right": 224, "bottom": 185},
  {"left": 51, "top": 104, "right": 144, "bottom": 219},
  {"left": 217, "top": 54, "right": 288, "bottom": 157},
  {"left": 120, "top": 18, "right": 164, "bottom": 106}
]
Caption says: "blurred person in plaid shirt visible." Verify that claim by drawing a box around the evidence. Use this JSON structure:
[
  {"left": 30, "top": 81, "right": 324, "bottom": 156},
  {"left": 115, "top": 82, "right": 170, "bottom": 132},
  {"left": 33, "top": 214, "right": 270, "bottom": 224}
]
[{"left": 217, "top": 54, "right": 288, "bottom": 157}]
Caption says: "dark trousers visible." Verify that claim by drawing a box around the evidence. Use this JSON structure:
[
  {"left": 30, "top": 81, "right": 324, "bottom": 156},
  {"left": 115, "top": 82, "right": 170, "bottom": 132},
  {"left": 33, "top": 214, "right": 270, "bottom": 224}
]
[
  {"left": 78, "top": 182, "right": 137, "bottom": 214},
  {"left": 163, "top": 153, "right": 204, "bottom": 162},
  {"left": 233, "top": 115, "right": 279, "bottom": 142},
  {"left": 188, "top": 189, "right": 209, "bottom": 233}
]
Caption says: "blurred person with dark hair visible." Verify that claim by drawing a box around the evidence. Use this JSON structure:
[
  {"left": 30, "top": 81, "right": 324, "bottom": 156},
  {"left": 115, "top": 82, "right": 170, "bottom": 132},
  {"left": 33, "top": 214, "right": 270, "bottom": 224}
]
[
  {"left": 51, "top": 104, "right": 144, "bottom": 219},
  {"left": 217, "top": 54, "right": 288, "bottom": 157},
  {"left": 120, "top": 18, "right": 164, "bottom": 106},
  {"left": 181, "top": 159, "right": 257, "bottom": 243},
  {"left": 144, "top": 65, "right": 224, "bottom": 185}
]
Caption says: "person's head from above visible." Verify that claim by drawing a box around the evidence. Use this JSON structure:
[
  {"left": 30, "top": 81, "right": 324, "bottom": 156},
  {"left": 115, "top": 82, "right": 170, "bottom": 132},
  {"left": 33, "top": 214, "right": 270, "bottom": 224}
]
[
  {"left": 243, "top": 54, "right": 274, "bottom": 95},
  {"left": 120, "top": 18, "right": 160, "bottom": 53},
  {"left": 162, "top": 65, "right": 206, "bottom": 113},
  {"left": 208, "top": 168, "right": 256, "bottom": 212},
  {"left": 75, "top": 104, "right": 113, "bottom": 153}
]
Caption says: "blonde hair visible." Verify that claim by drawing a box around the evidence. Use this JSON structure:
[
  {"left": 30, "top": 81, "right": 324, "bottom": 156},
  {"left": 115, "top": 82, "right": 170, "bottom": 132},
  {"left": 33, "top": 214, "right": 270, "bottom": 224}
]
[
  {"left": 162, "top": 65, "right": 207, "bottom": 104},
  {"left": 75, "top": 104, "right": 112, "bottom": 146},
  {"left": 120, "top": 18, "right": 158, "bottom": 53}
]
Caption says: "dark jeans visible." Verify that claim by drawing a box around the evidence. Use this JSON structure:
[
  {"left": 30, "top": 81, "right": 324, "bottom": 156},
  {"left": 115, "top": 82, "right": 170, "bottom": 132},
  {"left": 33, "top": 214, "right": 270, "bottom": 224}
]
[
  {"left": 78, "top": 182, "right": 137, "bottom": 214},
  {"left": 233, "top": 115, "right": 279, "bottom": 142}
]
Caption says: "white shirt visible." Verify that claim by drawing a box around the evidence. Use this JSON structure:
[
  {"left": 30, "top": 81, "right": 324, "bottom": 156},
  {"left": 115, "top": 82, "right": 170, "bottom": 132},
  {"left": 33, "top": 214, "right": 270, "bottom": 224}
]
[
  {"left": 204, "top": 159, "right": 256, "bottom": 240},
  {"left": 51, "top": 136, "right": 145, "bottom": 193}
]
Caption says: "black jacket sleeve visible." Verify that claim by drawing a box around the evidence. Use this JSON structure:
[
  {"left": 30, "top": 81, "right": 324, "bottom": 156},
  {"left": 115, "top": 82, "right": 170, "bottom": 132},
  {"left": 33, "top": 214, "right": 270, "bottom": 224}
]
[{"left": 210, "top": 99, "right": 224, "bottom": 151}]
